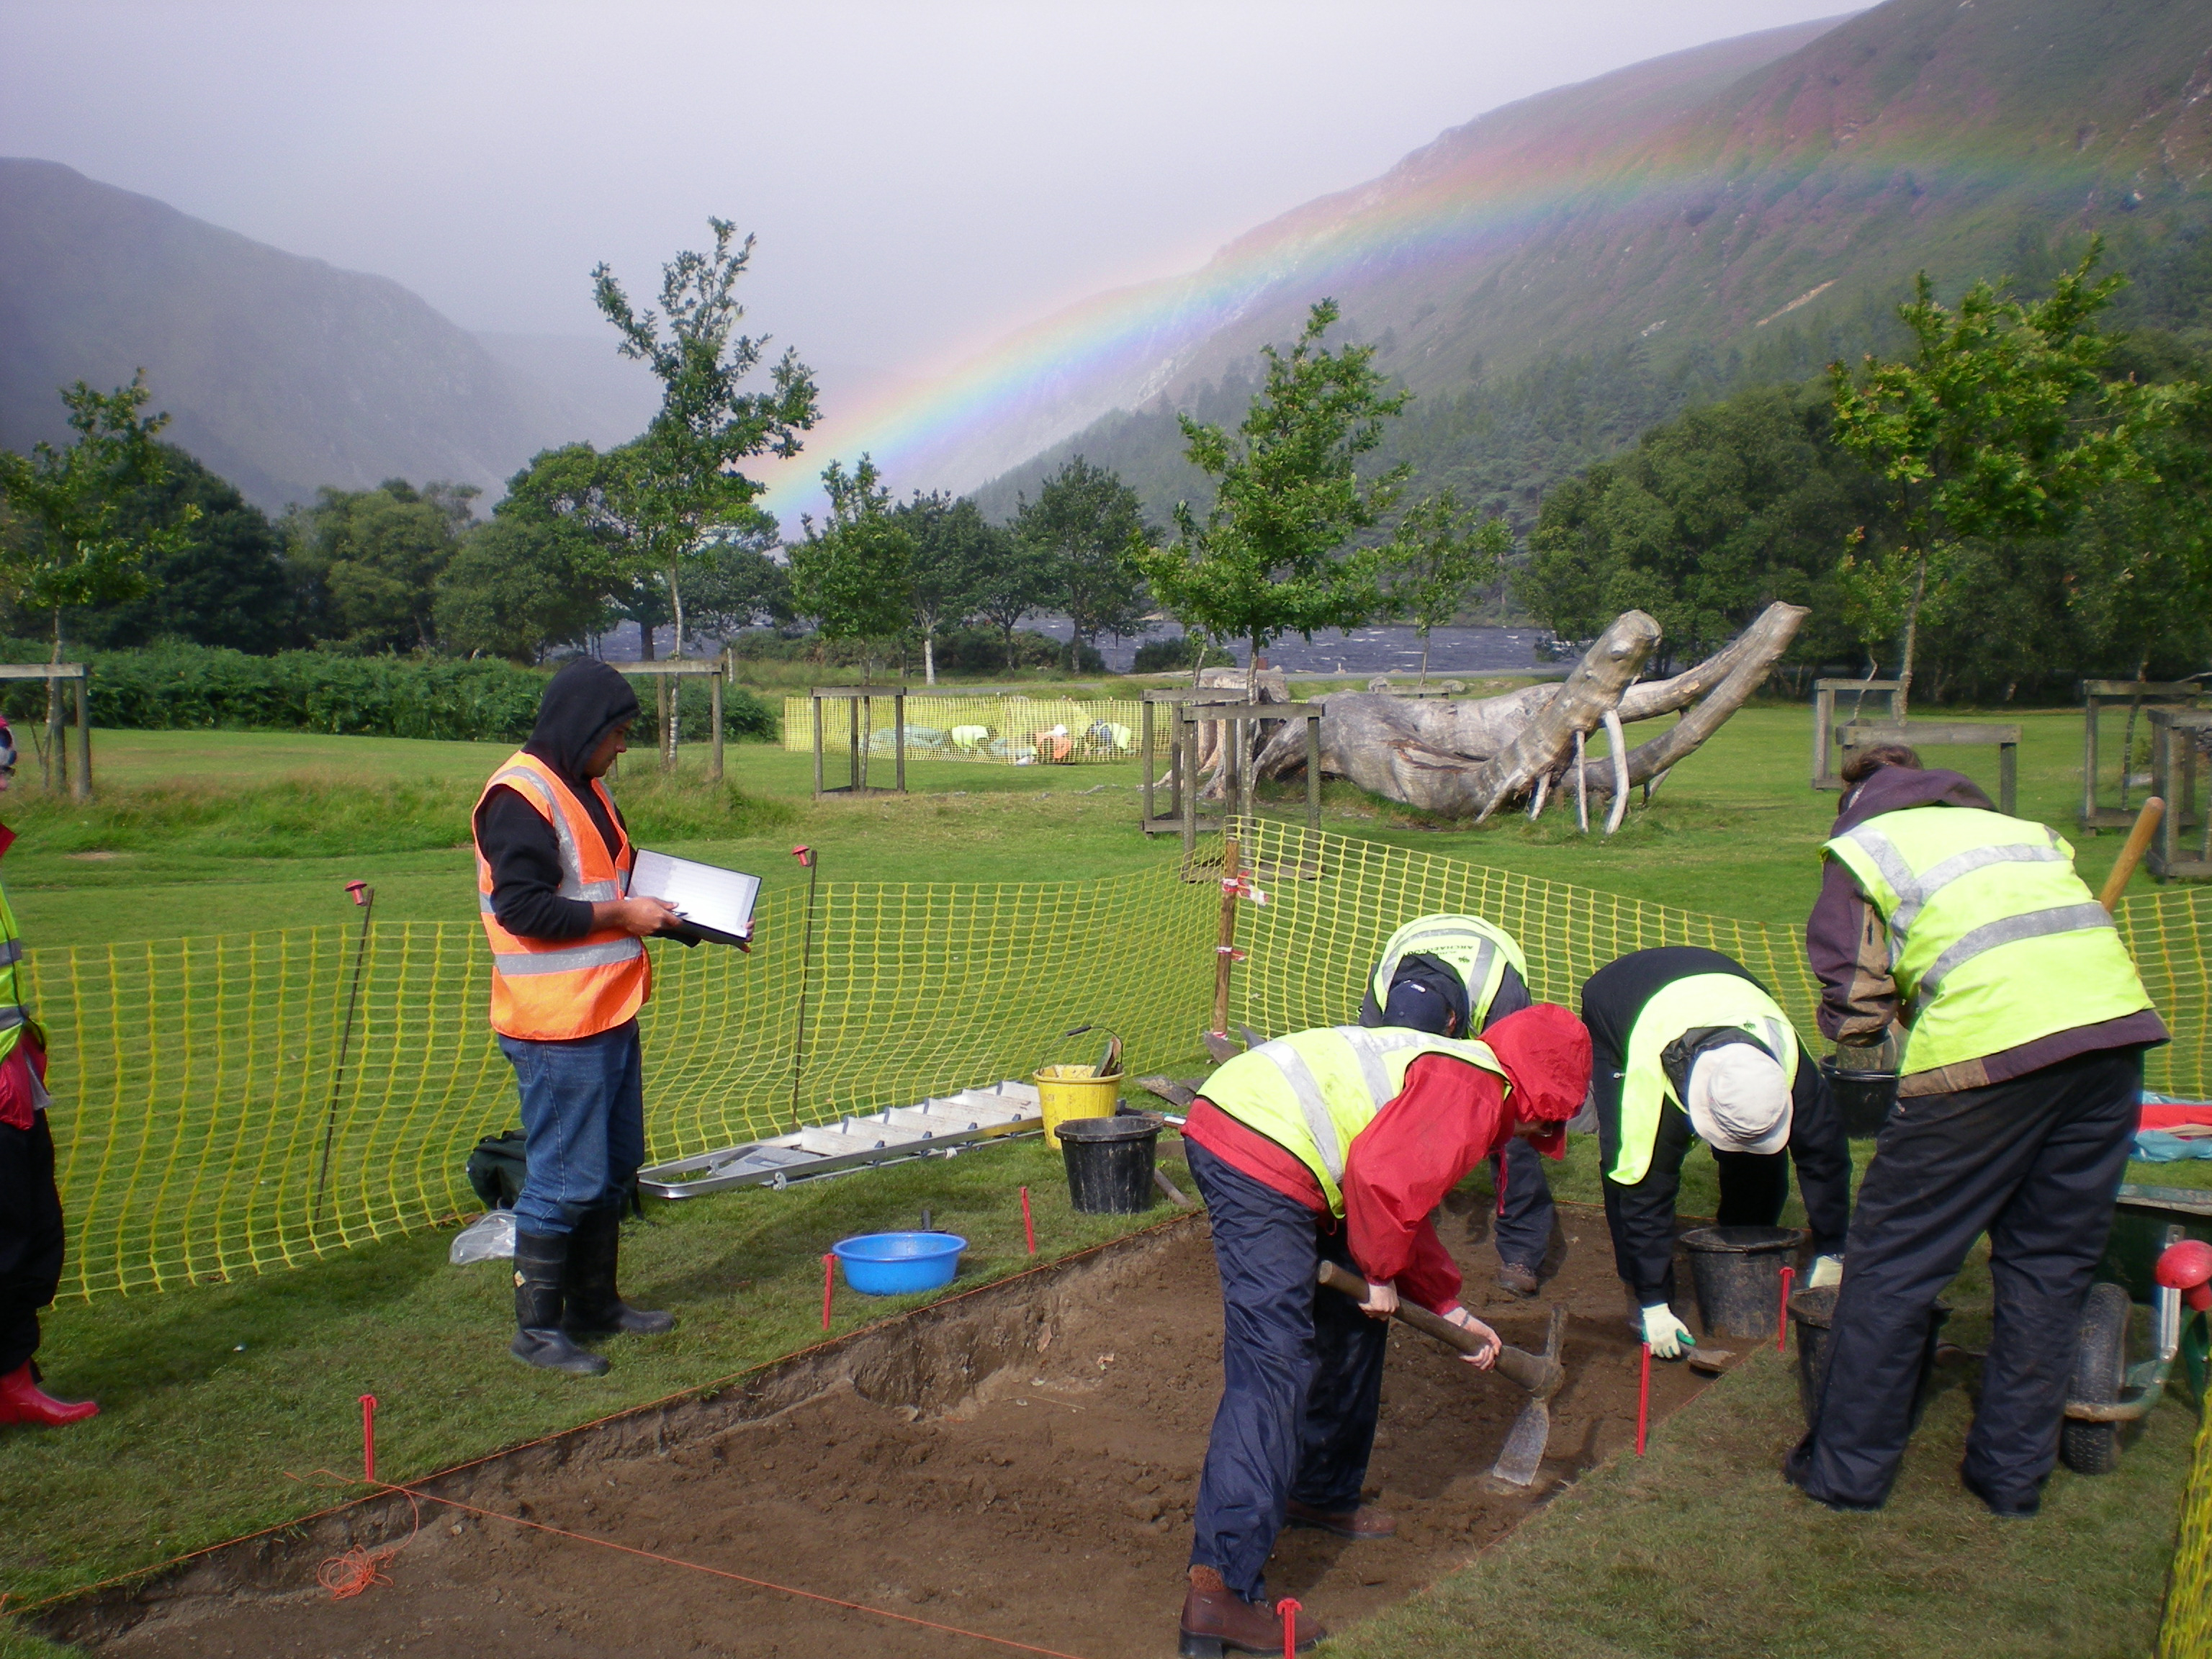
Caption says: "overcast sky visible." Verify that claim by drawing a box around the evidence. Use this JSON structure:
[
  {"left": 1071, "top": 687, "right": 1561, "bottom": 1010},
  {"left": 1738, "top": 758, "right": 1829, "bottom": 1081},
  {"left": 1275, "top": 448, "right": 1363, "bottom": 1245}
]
[{"left": 3, "top": 1, "right": 1852, "bottom": 386}]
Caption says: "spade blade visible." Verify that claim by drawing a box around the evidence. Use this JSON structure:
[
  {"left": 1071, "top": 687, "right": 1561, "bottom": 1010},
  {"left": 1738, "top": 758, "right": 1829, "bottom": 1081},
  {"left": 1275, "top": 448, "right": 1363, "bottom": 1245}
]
[{"left": 1487, "top": 1399, "right": 1550, "bottom": 1488}]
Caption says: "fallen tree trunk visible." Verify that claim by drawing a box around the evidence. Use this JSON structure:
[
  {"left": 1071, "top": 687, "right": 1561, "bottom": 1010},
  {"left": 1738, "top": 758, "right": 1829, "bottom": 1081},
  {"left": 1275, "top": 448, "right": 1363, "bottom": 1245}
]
[{"left": 1251, "top": 601, "right": 1808, "bottom": 822}]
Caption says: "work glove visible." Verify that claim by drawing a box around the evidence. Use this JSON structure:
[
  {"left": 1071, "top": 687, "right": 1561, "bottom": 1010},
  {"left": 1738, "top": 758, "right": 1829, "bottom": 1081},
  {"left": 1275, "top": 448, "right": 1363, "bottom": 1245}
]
[
  {"left": 1640, "top": 1304, "right": 1696, "bottom": 1359},
  {"left": 1835, "top": 1028, "right": 1901, "bottom": 1073},
  {"left": 1809, "top": 1254, "right": 1844, "bottom": 1290}
]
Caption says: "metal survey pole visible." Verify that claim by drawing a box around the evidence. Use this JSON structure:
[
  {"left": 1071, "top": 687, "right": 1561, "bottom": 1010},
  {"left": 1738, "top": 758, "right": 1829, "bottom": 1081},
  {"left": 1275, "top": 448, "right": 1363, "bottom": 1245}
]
[{"left": 313, "top": 881, "right": 377, "bottom": 1228}]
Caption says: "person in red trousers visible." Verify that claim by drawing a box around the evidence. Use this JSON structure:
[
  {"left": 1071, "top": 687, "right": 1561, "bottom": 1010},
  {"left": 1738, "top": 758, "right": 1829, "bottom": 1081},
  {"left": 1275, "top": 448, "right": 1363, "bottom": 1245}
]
[{"left": 0, "top": 716, "right": 96, "bottom": 1429}]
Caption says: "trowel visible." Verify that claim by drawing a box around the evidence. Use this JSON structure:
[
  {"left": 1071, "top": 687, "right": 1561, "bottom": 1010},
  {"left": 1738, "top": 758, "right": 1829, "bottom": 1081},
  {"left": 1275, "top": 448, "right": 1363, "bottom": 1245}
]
[{"left": 1317, "top": 1262, "right": 1567, "bottom": 1487}]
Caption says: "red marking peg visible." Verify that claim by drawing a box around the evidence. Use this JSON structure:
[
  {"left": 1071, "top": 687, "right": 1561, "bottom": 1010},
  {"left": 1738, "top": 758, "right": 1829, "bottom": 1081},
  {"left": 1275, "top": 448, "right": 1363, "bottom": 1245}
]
[
  {"left": 822, "top": 1254, "right": 835, "bottom": 1331},
  {"left": 344, "top": 881, "right": 372, "bottom": 907},
  {"left": 359, "top": 1393, "right": 378, "bottom": 1483},
  {"left": 1020, "top": 1187, "right": 1036, "bottom": 1256},
  {"left": 1277, "top": 1598, "right": 1302, "bottom": 1659},
  {"left": 1777, "top": 1266, "right": 1796, "bottom": 1353},
  {"left": 1635, "top": 1344, "right": 1651, "bottom": 1457},
  {"left": 791, "top": 845, "right": 814, "bottom": 868}
]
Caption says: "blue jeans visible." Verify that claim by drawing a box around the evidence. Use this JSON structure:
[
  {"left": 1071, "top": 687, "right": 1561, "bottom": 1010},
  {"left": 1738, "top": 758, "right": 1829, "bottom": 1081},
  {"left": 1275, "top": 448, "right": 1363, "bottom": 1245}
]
[
  {"left": 1186, "top": 1141, "right": 1389, "bottom": 1604},
  {"left": 498, "top": 1020, "right": 644, "bottom": 1236}
]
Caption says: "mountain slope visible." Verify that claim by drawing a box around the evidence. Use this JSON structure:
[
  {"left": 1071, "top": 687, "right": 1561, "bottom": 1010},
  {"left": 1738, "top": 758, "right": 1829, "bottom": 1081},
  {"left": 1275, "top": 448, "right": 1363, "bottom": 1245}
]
[
  {"left": 0, "top": 160, "right": 605, "bottom": 511},
  {"left": 938, "top": 0, "right": 2212, "bottom": 516}
]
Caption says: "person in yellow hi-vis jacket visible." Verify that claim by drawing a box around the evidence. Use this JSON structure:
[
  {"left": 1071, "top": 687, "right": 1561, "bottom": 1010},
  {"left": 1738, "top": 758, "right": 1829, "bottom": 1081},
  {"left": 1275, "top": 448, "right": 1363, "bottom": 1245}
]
[
  {"left": 1787, "top": 743, "right": 2166, "bottom": 1516},
  {"left": 472, "top": 660, "right": 689, "bottom": 1377}
]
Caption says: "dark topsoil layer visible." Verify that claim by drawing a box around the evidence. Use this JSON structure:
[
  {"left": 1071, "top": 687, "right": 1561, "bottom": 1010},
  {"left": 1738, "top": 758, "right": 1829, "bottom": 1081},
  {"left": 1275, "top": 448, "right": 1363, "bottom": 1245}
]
[{"left": 49, "top": 1196, "right": 1721, "bottom": 1658}]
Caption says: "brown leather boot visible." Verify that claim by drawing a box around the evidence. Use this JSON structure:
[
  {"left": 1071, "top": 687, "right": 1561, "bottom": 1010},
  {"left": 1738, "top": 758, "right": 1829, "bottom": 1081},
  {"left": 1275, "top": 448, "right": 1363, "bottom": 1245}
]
[
  {"left": 1496, "top": 1262, "right": 1542, "bottom": 1298},
  {"left": 1285, "top": 1498, "right": 1397, "bottom": 1539},
  {"left": 1179, "top": 1566, "right": 1326, "bottom": 1657}
]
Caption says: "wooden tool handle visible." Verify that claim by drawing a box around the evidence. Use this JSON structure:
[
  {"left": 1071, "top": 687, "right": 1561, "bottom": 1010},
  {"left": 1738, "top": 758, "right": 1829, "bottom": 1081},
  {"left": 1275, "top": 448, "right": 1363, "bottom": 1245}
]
[
  {"left": 1316, "top": 1261, "right": 1561, "bottom": 1398},
  {"left": 2100, "top": 796, "right": 2164, "bottom": 912}
]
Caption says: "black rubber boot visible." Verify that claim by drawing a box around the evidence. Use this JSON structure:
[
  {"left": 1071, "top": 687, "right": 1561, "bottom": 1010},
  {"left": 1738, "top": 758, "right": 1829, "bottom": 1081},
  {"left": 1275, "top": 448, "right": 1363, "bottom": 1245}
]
[
  {"left": 562, "top": 1205, "right": 675, "bottom": 1338},
  {"left": 511, "top": 1230, "right": 611, "bottom": 1375}
]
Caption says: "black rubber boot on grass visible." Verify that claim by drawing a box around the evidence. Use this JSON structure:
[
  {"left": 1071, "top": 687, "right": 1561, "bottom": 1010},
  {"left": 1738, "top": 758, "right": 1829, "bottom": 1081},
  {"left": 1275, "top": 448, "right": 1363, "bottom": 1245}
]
[
  {"left": 562, "top": 1204, "right": 675, "bottom": 1337},
  {"left": 511, "top": 1229, "right": 611, "bottom": 1375}
]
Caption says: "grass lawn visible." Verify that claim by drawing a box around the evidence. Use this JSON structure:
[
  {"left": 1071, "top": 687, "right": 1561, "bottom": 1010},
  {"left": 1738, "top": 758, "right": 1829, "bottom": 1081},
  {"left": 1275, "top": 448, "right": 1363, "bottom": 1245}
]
[{"left": 0, "top": 694, "right": 2199, "bottom": 1656}]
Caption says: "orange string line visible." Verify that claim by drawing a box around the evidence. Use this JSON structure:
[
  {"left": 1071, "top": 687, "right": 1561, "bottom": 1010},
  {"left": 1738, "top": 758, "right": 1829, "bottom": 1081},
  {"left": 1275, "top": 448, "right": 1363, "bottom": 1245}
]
[{"left": 373, "top": 1480, "right": 1096, "bottom": 1659}]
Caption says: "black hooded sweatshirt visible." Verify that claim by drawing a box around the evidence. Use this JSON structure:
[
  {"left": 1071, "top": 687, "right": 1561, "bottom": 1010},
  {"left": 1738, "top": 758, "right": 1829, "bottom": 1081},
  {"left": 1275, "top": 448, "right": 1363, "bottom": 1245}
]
[
  {"left": 473, "top": 660, "right": 642, "bottom": 943},
  {"left": 1806, "top": 762, "right": 2165, "bottom": 1094}
]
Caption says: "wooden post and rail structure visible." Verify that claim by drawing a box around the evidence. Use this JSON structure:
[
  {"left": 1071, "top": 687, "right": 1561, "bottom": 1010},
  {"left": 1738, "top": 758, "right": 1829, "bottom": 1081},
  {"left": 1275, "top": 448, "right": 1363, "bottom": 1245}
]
[
  {"left": 1811, "top": 678, "right": 1900, "bottom": 789},
  {"left": 2080, "top": 679, "right": 2201, "bottom": 829},
  {"left": 2146, "top": 708, "right": 2212, "bottom": 881},
  {"left": 1140, "top": 691, "right": 1323, "bottom": 865},
  {"left": 809, "top": 684, "right": 909, "bottom": 799},
  {"left": 608, "top": 655, "right": 732, "bottom": 781},
  {"left": 1837, "top": 720, "right": 2020, "bottom": 817},
  {"left": 0, "top": 663, "right": 92, "bottom": 801}
]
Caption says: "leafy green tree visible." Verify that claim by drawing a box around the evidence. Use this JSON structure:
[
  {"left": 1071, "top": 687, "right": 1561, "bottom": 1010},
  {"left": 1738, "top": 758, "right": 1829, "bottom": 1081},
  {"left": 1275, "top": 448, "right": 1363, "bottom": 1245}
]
[
  {"left": 1520, "top": 382, "right": 1887, "bottom": 670},
  {"left": 1830, "top": 243, "right": 2184, "bottom": 716},
  {"left": 0, "top": 374, "right": 197, "bottom": 663},
  {"left": 73, "top": 444, "right": 292, "bottom": 652},
  {"left": 1129, "top": 302, "right": 1408, "bottom": 694},
  {"left": 682, "top": 513, "right": 792, "bottom": 644},
  {"left": 787, "top": 456, "right": 913, "bottom": 675},
  {"left": 971, "top": 518, "right": 1056, "bottom": 672},
  {"left": 1015, "top": 457, "right": 1152, "bottom": 673},
  {"left": 1384, "top": 497, "right": 1509, "bottom": 683},
  {"left": 287, "top": 479, "right": 475, "bottom": 652},
  {"left": 434, "top": 516, "right": 611, "bottom": 663},
  {"left": 593, "top": 217, "right": 817, "bottom": 756},
  {"left": 889, "top": 491, "right": 997, "bottom": 684}
]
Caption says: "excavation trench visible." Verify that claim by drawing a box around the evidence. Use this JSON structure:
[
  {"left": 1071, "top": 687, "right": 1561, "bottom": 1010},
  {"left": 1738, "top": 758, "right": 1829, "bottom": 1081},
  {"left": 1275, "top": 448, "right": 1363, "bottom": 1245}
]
[{"left": 42, "top": 1201, "right": 1715, "bottom": 1659}]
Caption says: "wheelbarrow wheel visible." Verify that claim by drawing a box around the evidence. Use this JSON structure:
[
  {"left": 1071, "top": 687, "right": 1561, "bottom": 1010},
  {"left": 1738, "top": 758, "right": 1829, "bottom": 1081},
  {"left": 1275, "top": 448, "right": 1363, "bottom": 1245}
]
[{"left": 2062, "top": 1282, "right": 2131, "bottom": 1476}]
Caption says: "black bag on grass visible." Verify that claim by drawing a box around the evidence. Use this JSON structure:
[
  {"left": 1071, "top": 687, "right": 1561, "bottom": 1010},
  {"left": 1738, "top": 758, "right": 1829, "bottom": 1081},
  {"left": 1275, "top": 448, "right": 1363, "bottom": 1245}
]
[{"left": 464, "top": 1128, "right": 644, "bottom": 1218}]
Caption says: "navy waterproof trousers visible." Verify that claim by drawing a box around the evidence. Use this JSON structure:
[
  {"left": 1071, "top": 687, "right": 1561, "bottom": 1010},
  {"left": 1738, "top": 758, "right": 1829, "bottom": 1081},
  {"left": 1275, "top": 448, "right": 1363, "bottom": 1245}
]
[
  {"left": 0, "top": 1111, "right": 65, "bottom": 1375},
  {"left": 1788, "top": 1046, "right": 2143, "bottom": 1511},
  {"left": 1490, "top": 1135, "right": 1555, "bottom": 1274},
  {"left": 1187, "top": 1141, "right": 1389, "bottom": 1604}
]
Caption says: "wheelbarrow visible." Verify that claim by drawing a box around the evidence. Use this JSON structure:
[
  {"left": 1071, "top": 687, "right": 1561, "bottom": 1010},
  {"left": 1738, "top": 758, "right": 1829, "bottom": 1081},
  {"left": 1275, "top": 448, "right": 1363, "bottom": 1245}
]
[{"left": 2061, "top": 1182, "right": 2212, "bottom": 1475}]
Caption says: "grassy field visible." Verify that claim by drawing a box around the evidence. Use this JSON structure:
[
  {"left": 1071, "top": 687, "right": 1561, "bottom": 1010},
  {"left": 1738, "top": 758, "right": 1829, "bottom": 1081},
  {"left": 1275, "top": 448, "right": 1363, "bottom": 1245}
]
[{"left": 0, "top": 692, "right": 2198, "bottom": 1656}]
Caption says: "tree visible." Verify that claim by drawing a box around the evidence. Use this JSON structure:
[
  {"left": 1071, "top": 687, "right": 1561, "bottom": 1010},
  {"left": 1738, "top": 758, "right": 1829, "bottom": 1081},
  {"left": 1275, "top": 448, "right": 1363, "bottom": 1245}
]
[
  {"left": 1014, "top": 457, "right": 1151, "bottom": 673},
  {"left": 286, "top": 480, "right": 475, "bottom": 652},
  {"left": 1384, "top": 497, "right": 1509, "bottom": 684},
  {"left": 71, "top": 444, "right": 292, "bottom": 653},
  {"left": 434, "top": 516, "right": 611, "bottom": 663},
  {"left": 1829, "top": 243, "right": 2182, "bottom": 716},
  {"left": 970, "top": 518, "right": 1054, "bottom": 671},
  {"left": 593, "top": 218, "right": 817, "bottom": 761},
  {"left": 682, "top": 513, "right": 792, "bottom": 644},
  {"left": 1129, "top": 302, "right": 1409, "bottom": 696},
  {"left": 786, "top": 456, "right": 912, "bottom": 674},
  {"left": 889, "top": 491, "right": 995, "bottom": 684}
]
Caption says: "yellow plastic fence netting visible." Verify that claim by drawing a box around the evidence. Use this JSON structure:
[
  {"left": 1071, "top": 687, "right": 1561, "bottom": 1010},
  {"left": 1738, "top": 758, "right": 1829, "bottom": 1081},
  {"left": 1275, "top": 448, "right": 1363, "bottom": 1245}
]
[
  {"left": 780, "top": 694, "right": 1147, "bottom": 765},
  {"left": 2164, "top": 1404, "right": 2212, "bottom": 1656},
  {"left": 35, "top": 816, "right": 2212, "bottom": 1305}
]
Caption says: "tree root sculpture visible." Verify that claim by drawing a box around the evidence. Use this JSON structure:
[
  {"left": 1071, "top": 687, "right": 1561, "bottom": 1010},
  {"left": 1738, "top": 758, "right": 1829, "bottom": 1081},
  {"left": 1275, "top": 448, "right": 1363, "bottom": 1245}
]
[{"left": 1251, "top": 602, "right": 1808, "bottom": 827}]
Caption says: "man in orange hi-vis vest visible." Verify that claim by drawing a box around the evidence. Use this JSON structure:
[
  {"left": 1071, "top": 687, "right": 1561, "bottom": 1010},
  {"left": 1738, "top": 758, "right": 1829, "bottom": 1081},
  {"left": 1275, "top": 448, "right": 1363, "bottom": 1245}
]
[{"left": 472, "top": 660, "right": 685, "bottom": 1375}]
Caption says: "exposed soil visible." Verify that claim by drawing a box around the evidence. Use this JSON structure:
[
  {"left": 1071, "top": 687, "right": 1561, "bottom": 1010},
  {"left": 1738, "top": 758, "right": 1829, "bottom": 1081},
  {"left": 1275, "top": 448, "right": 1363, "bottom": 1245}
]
[{"left": 50, "top": 1198, "right": 1719, "bottom": 1658}]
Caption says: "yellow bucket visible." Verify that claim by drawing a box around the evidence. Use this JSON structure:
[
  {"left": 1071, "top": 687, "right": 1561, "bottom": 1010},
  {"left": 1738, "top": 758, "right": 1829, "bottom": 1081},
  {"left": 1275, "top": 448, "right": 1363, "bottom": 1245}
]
[{"left": 1035, "top": 1065, "right": 1123, "bottom": 1141}]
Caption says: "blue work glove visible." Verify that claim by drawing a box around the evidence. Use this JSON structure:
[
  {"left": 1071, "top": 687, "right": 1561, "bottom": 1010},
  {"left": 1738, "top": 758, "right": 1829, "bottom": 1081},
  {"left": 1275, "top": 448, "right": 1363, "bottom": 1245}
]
[{"left": 1640, "top": 1304, "right": 1696, "bottom": 1359}]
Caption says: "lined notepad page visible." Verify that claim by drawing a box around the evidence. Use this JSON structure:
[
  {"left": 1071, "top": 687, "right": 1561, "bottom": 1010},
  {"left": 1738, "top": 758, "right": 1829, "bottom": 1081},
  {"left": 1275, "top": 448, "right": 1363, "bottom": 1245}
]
[{"left": 629, "top": 850, "right": 760, "bottom": 940}]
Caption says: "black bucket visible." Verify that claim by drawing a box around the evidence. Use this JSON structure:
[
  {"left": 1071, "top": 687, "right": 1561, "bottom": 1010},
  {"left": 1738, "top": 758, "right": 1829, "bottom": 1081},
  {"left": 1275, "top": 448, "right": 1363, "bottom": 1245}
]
[
  {"left": 1820, "top": 1058, "right": 1900, "bottom": 1139},
  {"left": 1680, "top": 1225, "right": 1804, "bottom": 1340},
  {"left": 1789, "top": 1286, "right": 1951, "bottom": 1430},
  {"left": 1054, "top": 1115, "right": 1160, "bottom": 1214}
]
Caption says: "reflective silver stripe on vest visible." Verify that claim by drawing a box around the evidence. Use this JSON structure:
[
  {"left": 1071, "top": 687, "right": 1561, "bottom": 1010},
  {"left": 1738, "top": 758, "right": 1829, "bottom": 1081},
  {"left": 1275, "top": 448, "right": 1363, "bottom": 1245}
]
[
  {"left": 1255, "top": 1039, "right": 1347, "bottom": 1183},
  {"left": 491, "top": 936, "right": 645, "bottom": 976},
  {"left": 489, "top": 767, "right": 598, "bottom": 901},
  {"left": 0, "top": 1005, "right": 27, "bottom": 1030},
  {"left": 1889, "top": 837, "right": 2068, "bottom": 937},
  {"left": 1840, "top": 827, "right": 1920, "bottom": 917},
  {"left": 1341, "top": 1025, "right": 1433, "bottom": 1109},
  {"left": 1376, "top": 928, "right": 1498, "bottom": 1012},
  {"left": 0, "top": 938, "right": 26, "bottom": 967},
  {"left": 1917, "top": 903, "right": 2117, "bottom": 997}
]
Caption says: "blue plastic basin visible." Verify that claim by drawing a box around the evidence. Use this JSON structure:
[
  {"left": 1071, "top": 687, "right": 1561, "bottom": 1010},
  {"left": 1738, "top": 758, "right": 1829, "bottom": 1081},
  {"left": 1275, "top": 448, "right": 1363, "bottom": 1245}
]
[{"left": 831, "top": 1231, "right": 967, "bottom": 1296}]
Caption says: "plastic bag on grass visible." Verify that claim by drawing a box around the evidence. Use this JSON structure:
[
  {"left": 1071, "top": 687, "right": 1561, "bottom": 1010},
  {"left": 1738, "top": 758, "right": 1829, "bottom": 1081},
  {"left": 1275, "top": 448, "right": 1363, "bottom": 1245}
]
[{"left": 449, "top": 1208, "right": 516, "bottom": 1264}]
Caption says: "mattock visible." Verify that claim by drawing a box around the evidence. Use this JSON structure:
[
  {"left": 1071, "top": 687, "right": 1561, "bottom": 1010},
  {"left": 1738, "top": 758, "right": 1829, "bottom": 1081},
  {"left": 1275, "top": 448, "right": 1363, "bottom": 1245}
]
[{"left": 1316, "top": 1263, "right": 1568, "bottom": 1487}]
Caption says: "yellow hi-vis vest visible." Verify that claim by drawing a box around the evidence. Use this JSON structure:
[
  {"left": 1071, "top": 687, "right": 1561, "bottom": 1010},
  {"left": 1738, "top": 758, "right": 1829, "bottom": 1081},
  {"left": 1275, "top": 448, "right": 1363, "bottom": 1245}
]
[
  {"left": 0, "top": 868, "right": 34, "bottom": 1070},
  {"left": 1366, "top": 914, "right": 1528, "bottom": 1030},
  {"left": 1608, "top": 974, "right": 1799, "bottom": 1186},
  {"left": 1823, "top": 805, "right": 2152, "bottom": 1077},
  {"left": 1201, "top": 1025, "right": 1511, "bottom": 1216}
]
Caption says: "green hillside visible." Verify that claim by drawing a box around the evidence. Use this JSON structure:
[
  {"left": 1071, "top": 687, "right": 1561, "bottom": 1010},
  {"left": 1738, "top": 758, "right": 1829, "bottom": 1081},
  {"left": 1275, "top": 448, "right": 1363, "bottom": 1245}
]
[{"left": 974, "top": 0, "right": 2212, "bottom": 525}]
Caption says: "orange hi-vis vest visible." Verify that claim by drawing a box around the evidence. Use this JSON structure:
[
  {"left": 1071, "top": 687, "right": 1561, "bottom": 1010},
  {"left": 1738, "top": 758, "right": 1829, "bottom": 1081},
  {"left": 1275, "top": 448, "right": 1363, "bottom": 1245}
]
[{"left": 473, "top": 751, "right": 650, "bottom": 1040}]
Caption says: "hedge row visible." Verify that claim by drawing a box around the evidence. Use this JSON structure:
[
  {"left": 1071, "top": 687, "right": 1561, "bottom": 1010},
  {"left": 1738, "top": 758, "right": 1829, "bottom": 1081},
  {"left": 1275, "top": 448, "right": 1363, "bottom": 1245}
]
[{"left": 0, "top": 644, "right": 776, "bottom": 744}]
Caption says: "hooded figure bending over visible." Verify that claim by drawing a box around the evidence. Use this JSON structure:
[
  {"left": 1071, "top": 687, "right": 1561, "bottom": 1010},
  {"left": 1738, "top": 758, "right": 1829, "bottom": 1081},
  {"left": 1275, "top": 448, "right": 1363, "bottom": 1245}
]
[
  {"left": 472, "top": 660, "right": 689, "bottom": 1377},
  {"left": 1172, "top": 1003, "right": 1591, "bottom": 1657}
]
